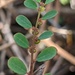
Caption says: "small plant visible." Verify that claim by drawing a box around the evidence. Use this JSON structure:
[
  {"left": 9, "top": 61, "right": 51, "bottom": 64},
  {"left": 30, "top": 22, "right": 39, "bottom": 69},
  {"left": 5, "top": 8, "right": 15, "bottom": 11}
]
[{"left": 8, "top": 0, "right": 58, "bottom": 75}]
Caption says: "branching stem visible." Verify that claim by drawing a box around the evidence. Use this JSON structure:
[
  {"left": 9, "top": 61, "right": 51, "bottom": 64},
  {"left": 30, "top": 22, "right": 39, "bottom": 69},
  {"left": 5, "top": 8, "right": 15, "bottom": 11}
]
[{"left": 29, "top": 7, "right": 41, "bottom": 75}]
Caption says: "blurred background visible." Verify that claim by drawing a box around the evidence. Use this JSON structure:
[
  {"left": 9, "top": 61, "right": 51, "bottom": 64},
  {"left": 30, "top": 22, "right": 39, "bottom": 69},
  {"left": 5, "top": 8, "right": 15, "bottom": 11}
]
[{"left": 0, "top": 0, "right": 75, "bottom": 75}]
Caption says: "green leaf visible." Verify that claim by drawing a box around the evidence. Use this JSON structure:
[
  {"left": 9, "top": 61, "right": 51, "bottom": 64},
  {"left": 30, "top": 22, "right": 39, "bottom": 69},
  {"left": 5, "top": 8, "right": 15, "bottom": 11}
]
[
  {"left": 45, "top": 0, "right": 54, "bottom": 4},
  {"left": 16, "top": 15, "right": 32, "bottom": 29},
  {"left": 60, "top": 0, "right": 70, "bottom": 5},
  {"left": 38, "top": 31, "right": 53, "bottom": 40},
  {"left": 14, "top": 33, "right": 29, "bottom": 48},
  {"left": 42, "top": 10, "right": 58, "bottom": 20},
  {"left": 8, "top": 57, "right": 27, "bottom": 74},
  {"left": 24, "top": 0, "right": 37, "bottom": 9},
  {"left": 45, "top": 73, "right": 51, "bottom": 75},
  {"left": 37, "top": 47, "right": 57, "bottom": 62},
  {"left": 36, "top": 0, "right": 41, "bottom": 2}
]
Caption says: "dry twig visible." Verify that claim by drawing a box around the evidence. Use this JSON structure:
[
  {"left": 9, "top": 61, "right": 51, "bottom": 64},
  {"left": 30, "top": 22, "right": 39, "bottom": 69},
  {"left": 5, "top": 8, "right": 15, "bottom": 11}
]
[{"left": 0, "top": 0, "right": 15, "bottom": 8}]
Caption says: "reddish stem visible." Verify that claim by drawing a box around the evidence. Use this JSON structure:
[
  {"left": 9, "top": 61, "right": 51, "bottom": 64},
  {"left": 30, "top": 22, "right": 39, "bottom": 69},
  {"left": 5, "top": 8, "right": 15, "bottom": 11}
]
[{"left": 30, "top": 52, "right": 34, "bottom": 75}]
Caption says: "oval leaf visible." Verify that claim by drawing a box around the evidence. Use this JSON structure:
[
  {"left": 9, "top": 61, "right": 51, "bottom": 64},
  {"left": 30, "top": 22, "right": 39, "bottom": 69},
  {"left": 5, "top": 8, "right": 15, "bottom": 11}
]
[
  {"left": 37, "top": 47, "right": 57, "bottom": 62},
  {"left": 14, "top": 33, "right": 29, "bottom": 48},
  {"left": 42, "top": 10, "right": 58, "bottom": 20},
  {"left": 45, "top": 0, "right": 54, "bottom": 4},
  {"left": 45, "top": 73, "right": 51, "bottom": 75},
  {"left": 24, "top": 0, "right": 37, "bottom": 9},
  {"left": 8, "top": 57, "right": 27, "bottom": 74},
  {"left": 38, "top": 31, "right": 53, "bottom": 40},
  {"left": 16, "top": 15, "right": 32, "bottom": 29}
]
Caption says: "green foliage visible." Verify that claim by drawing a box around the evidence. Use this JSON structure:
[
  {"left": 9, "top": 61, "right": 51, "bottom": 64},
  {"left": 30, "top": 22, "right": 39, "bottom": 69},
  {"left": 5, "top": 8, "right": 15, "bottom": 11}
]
[
  {"left": 45, "top": 0, "right": 54, "bottom": 4},
  {"left": 42, "top": 10, "right": 58, "bottom": 20},
  {"left": 16, "top": 15, "right": 32, "bottom": 29},
  {"left": 38, "top": 31, "right": 53, "bottom": 40},
  {"left": 8, "top": 0, "right": 57, "bottom": 74},
  {"left": 36, "top": 47, "right": 57, "bottom": 62},
  {"left": 14, "top": 33, "right": 29, "bottom": 48},
  {"left": 45, "top": 73, "right": 51, "bottom": 75},
  {"left": 60, "top": 0, "right": 70, "bottom": 5},
  {"left": 36, "top": 0, "right": 41, "bottom": 2},
  {"left": 24, "top": 0, "right": 37, "bottom": 9},
  {"left": 8, "top": 57, "right": 27, "bottom": 74}
]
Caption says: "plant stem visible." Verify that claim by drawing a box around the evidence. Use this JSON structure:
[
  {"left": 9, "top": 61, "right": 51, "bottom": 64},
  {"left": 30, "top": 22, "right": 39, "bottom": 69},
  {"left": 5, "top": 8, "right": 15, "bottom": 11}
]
[
  {"left": 30, "top": 52, "right": 34, "bottom": 75},
  {"left": 29, "top": 36, "right": 35, "bottom": 75},
  {"left": 35, "top": 11, "right": 41, "bottom": 28},
  {"left": 29, "top": 7, "right": 41, "bottom": 75}
]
